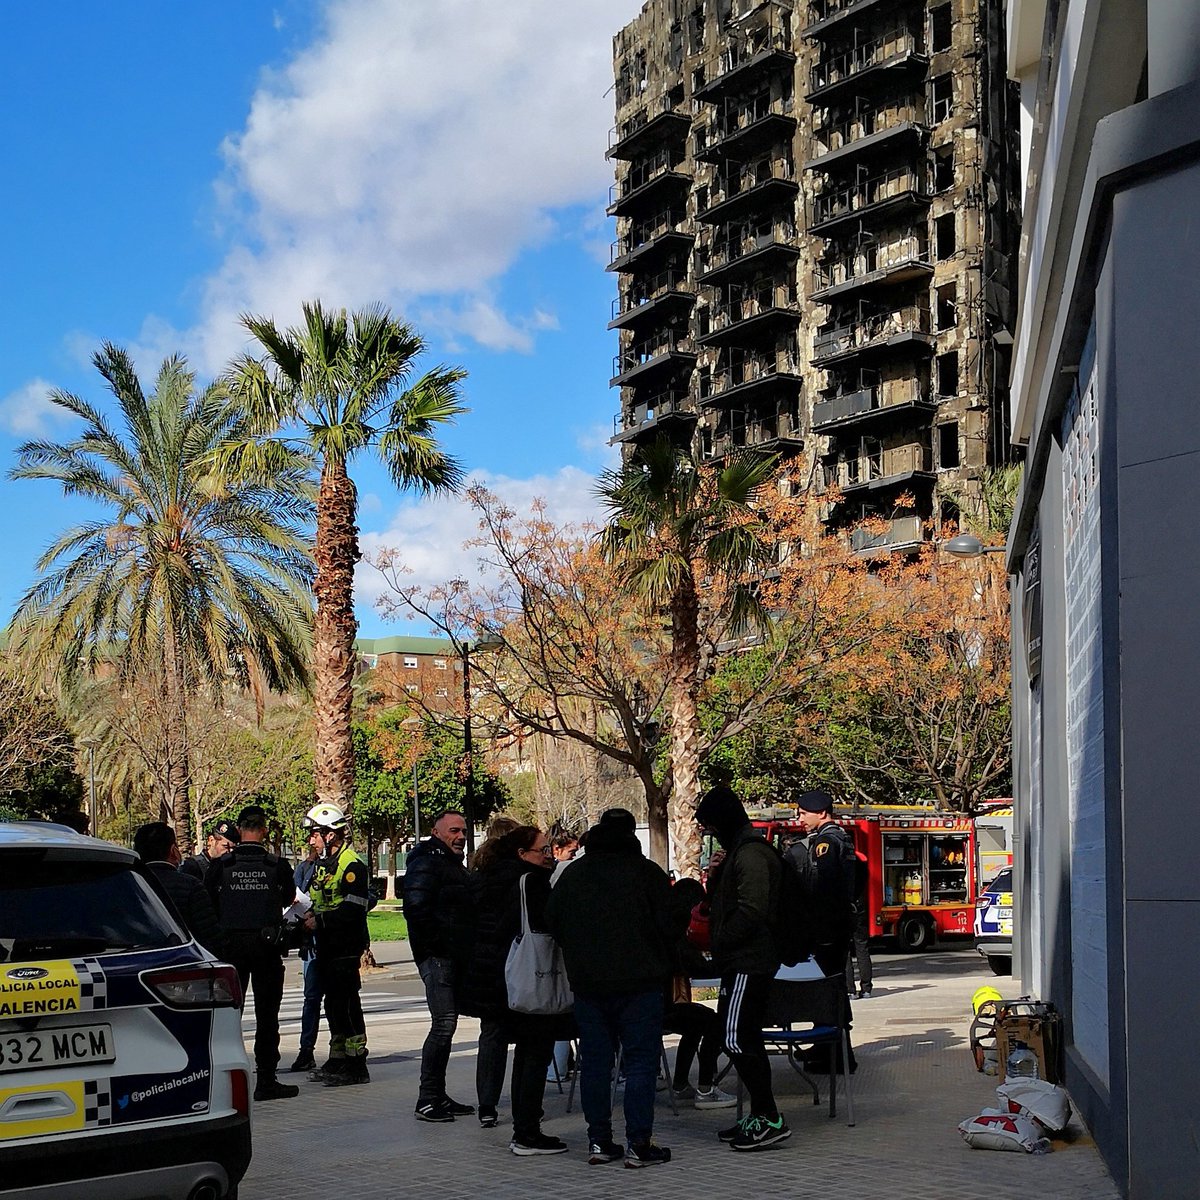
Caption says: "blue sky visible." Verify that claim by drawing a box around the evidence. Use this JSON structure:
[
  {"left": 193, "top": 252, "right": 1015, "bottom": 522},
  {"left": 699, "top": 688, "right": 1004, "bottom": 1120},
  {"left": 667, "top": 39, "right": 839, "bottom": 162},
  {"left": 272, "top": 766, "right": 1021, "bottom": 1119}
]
[{"left": 0, "top": 0, "right": 645, "bottom": 637}]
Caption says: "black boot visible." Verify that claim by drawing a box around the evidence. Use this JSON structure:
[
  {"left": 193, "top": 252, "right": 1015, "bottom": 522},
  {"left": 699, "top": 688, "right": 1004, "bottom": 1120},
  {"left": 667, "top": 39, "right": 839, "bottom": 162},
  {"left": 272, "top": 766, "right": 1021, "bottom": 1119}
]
[{"left": 254, "top": 1076, "right": 300, "bottom": 1101}]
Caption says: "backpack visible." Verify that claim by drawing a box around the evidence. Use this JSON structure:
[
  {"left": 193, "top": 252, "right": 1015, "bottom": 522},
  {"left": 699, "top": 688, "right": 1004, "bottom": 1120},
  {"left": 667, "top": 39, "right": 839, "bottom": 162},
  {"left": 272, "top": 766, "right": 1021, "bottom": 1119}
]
[{"left": 773, "top": 844, "right": 816, "bottom": 967}]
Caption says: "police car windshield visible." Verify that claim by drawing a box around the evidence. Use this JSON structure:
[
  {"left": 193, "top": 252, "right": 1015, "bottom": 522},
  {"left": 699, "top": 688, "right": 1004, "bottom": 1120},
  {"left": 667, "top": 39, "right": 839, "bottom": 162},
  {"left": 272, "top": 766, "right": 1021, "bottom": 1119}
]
[{"left": 0, "top": 860, "right": 185, "bottom": 962}]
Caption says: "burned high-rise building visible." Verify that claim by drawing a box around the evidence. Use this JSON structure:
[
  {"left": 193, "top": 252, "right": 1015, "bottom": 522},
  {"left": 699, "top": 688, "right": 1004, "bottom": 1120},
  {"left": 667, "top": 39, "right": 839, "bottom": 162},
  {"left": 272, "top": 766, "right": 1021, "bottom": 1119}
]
[{"left": 607, "top": 0, "right": 1020, "bottom": 546}]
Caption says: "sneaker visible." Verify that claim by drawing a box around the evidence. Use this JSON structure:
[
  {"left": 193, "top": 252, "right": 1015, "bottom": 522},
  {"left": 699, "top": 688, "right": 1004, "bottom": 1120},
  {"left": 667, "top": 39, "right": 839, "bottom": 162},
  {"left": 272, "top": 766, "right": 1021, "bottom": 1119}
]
[
  {"left": 717, "top": 1116, "right": 749, "bottom": 1143},
  {"left": 289, "top": 1050, "right": 315, "bottom": 1072},
  {"left": 510, "top": 1133, "right": 568, "bottom": 1156},
  {"left": 323, "top": 1061, "right": 369, "bottom": 1087},
  {"left": 587, "top": 1140, "right": 624, "bottom": 1165},
  {"left": 253, "top": 1078, "right": 300, "bottom": 1102},
  {"left": 440, "top": 1096, "right": 475, "bottom": 1116},
  {"left": 415, "top": 1100, "right": 455, "bottom": 1123},
  {"left": 625, "top": 1141, "right": 671, "bottom": 1168},
  {"left": 670, "top": 1084, "right": 696, "bottom": 1106},
  {"left": 478, "top": 1106, "right": 499, "bottom": 1128},
  {"left": 730, "top": 1114, "right": 791, "bottom": 1152},
  {"left": 694, "top": 1085, "right": 738, "bottom": 1109},
  {"left": 859, "top": 988, "right": 873, "bottom": 999}
]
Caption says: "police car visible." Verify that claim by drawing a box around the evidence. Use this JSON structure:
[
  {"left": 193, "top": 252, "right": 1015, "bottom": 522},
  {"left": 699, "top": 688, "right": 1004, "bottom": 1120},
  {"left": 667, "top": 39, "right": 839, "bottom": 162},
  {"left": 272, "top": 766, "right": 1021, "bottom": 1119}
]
[
  {"left": 0, "top": 822, "right": 251, "bottom": 1199},
  {"left": 973, "top": 866, "right": 1013, "bottom": 976}
]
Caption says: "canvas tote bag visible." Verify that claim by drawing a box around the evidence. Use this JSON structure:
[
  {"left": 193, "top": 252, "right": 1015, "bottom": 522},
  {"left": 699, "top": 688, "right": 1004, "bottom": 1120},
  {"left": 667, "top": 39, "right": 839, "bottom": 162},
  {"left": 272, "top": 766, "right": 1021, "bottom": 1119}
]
[{"left": 504, "top": 873, "right": 573, "bottom": 1015}]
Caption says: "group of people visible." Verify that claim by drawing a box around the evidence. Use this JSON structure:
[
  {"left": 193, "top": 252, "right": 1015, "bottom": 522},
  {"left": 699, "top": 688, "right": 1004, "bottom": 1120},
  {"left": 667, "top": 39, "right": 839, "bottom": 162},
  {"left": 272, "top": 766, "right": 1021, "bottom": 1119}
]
[
  {"left": 133, "top": 801, "right": 372, "bottom": 1102},
  {"left": 401, "top": 782, "right": 861, "bottom": 1166}
]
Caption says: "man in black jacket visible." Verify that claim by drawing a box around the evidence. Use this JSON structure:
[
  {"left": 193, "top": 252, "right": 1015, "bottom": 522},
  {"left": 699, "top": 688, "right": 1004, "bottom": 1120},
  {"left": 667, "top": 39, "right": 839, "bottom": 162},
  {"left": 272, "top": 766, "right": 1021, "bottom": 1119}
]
[
  {"left": 180, "top": 819, "right": 238, "bottom": 881},
  {"left": 133, "top": 822, "right": 223, "bottom": 958},
  {"left": 545, "top": 808, "right": 674, "bottom": 1168},
  {"left": 695, "top": 784, "right": 791, "bottom": 1153},
  {"left": 402, "top": 809, "right": 475, "bottom": 1122},
  {"left": 206, "top": 805, "right": 298, "bottom": 1102}
]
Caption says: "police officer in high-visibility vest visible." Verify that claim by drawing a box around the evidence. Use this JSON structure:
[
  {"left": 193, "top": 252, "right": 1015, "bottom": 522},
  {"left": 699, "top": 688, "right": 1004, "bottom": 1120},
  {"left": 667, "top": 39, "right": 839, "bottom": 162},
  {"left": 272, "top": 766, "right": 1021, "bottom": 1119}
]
[
  {"left": 206, "top": 804, "right": 299, "bottom": 1101},
  {"left": 301, "top": 803, "right": 371, "bottom": 1087}
]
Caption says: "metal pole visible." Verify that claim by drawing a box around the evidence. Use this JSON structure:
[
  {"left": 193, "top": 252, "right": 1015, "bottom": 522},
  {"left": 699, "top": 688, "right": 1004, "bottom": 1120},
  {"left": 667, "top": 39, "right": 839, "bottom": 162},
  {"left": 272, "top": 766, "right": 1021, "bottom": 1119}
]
[
  {"left": 461, "top": 644, "right": 476, "bottom": 855},
  {"left": 412, "top": 760, "right": 420, "bottom": 841},
  {"left": 88, "top": 745, "right": 96, "bottom": 836}
]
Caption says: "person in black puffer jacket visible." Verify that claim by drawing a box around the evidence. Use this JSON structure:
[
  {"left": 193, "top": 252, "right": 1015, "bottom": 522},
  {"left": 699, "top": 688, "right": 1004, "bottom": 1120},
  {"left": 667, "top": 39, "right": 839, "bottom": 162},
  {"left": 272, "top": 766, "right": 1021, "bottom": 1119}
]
[
  {"left": 403, "top": 811, "right": 476, "bottom": 1121},
  {"left": 458, "top": 825, "right": 569, "bottom": 1156},
  {"left": 133, "top": 822, "right": 224, "bottom": 958}
]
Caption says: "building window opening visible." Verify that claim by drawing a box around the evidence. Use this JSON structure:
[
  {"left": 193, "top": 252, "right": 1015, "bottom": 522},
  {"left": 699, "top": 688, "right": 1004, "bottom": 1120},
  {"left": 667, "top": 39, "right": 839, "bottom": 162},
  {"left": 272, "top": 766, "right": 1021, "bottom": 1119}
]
[
  {"left": 930, "top": 5, "right": 952, "bottom": 53},
  {"left": 934, "top": 143, "right": 954, "bottom": 192},
  {"left": 936, "top": 282, "right": 957, "bottom": 330},
  {"left": 930, "top": 74, "right": 953, "bottom": 124},
  {"left": 938, "top": 421, "right": 960, "bottom": 468},
  {"left": 689, "top": 6, "right": 705, "bottom": 54},
  {"left": 937, "top": 350, "right": 959, "bottom": 397},
  {"left": 403, "top": 655, "right": 419, "bottom": 669},
  {"left": 936, "top": 212, "right": 957, "bottom": 260}
]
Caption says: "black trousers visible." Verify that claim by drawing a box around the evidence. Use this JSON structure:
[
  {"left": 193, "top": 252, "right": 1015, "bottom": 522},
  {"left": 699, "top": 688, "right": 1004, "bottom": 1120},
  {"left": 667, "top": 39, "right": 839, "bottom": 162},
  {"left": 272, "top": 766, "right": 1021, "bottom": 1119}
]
[
  {"left": 717, "top": 972, "right": 777, "bottom": 1118},
  {"left": 845, "top": 905, "right": 873, "bottom": 993},
  {"left": 227, "top": 939, "right": 285, "bottom": 1078},
  {"left": 664, "top": 1001, "right": 722, "bottom": 1089},
  {"left": 509, "top": 1027, "right": 555, "bottom": 1141},
  {"left": 320, "top": 952, "right": 366, "bottom": 1058}
]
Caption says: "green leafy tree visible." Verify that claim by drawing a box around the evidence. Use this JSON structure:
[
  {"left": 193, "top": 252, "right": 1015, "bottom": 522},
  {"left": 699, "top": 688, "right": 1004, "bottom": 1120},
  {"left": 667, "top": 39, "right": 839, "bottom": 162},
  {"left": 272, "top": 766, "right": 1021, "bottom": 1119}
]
[
  {"left": 10, "top": 346, "right": 314, "bottom": 833},
  {"left": 222, "top": 302, "right": 467, "bottom": 818}
]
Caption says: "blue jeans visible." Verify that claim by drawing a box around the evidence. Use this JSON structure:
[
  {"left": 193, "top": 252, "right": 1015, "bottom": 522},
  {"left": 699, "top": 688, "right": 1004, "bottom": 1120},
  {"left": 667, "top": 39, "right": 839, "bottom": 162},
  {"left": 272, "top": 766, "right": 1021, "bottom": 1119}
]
[
  {"left": 573, "top": 990, "right": 663, "bottom": 1146},
  {"left": 299, "top": 953, "right": 323, "bottom": 1054},
  {"left": 417, "top": 956, "right": 459, "bottom": 1106}
]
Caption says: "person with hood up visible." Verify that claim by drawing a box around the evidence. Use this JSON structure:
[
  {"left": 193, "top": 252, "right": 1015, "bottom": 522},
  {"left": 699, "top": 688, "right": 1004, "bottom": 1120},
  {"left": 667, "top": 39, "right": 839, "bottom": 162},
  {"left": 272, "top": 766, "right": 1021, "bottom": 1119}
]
[
  {"left": 545, "top": 808, "right": 674, "bottom": 1169},
  {"left": 694, "top": 784, "right": 791, "bottom": 1152}
]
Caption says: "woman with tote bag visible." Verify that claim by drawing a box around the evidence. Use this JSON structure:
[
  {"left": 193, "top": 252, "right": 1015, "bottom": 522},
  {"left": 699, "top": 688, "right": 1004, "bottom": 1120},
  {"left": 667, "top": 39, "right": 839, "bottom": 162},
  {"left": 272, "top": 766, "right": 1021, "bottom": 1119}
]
[{"left": 458, "top": 825, "right": 571, "bottom": 1155}]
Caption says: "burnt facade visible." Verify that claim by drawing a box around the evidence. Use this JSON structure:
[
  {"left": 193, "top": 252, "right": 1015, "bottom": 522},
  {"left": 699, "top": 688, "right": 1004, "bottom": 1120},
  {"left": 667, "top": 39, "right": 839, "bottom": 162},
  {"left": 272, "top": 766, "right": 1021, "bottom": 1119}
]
[{"left": 608, "top": 0, "right": 1019, "bottom": 543}]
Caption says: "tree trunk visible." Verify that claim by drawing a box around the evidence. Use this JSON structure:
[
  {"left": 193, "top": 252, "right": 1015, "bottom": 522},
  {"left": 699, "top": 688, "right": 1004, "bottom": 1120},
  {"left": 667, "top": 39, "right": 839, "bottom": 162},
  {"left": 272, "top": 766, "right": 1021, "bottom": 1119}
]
[
  {"left": 640, "top": 771, "right": 670, "bottom": 869},
  {"left": 314, "top": 458, "right": 360, "bottom": 811},
  {"left": 163, "top": 628, "right": 191, "bottom": 839},
  {"left": 667, "top": 576, "right": 703, "bottom": 879}
]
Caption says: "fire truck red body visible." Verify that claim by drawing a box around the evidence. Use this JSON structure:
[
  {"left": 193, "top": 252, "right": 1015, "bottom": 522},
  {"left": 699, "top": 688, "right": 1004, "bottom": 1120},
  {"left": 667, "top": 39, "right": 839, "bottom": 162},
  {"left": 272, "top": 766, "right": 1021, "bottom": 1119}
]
[{"left": 750, "top": 805, "right": 978, "bottom": 950}]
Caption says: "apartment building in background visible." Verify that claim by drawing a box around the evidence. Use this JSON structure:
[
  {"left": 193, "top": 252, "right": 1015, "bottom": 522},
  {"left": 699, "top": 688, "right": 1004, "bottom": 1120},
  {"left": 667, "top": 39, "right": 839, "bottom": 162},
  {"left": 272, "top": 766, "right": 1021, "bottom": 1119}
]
[
  {"left": 608, "top": 0, "right": 1019, "bottom": 546},
  {"left": 354, "top": 636, "right": 459, "bottom": 712}
]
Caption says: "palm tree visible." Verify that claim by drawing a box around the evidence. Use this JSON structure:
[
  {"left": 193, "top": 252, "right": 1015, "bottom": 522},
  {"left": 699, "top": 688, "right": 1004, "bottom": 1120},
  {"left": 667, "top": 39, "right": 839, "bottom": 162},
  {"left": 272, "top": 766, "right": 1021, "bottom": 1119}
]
[
  {"left": 597, "top": 436, "right": 777, "bottom": 872},
  {"left": 223, "top": 301, "right": 466, "bottom": 814},
  {"left": 10, "top": 345, "right": 314, "bottom": 833}
]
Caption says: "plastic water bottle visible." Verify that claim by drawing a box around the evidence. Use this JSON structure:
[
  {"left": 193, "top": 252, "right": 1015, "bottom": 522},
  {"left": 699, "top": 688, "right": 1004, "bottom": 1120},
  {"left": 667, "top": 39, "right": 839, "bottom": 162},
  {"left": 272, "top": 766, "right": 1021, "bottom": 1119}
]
[{"left": 1006, "top": 1042, "right": 1039, "bottom": 1080}]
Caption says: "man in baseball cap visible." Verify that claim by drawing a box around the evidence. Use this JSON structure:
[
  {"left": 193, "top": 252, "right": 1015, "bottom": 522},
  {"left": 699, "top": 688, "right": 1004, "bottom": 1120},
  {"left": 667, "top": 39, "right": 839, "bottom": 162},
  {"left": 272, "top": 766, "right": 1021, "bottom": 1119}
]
[{"left": 180, "top": 817, "right": 240, "bottom": 882}]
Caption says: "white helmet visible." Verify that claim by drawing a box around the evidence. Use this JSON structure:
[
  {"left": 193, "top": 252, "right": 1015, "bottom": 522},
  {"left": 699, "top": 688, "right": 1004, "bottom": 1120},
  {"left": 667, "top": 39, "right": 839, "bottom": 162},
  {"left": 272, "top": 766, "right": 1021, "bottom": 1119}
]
[{"left": 303, "top": 802, "right": 348, "bottom": 832}]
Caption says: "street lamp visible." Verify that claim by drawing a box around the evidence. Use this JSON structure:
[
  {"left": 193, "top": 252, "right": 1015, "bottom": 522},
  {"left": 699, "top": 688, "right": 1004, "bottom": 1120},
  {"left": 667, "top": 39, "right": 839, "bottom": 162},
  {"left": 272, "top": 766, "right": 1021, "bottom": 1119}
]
[
  {"left": 941, "top": 533, "right": 1008, "bottom": 559},
  {"left": 460, "top": 633, "right": 504, "bottom": 856},
  {"left": 79, "top": 737, "right": 98, "bottom": 835}
]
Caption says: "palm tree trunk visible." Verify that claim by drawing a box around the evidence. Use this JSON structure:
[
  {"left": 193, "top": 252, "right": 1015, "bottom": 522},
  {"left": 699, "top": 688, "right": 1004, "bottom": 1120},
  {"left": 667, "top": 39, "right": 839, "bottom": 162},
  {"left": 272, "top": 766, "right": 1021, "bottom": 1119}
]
[
  {"left": 163, "top": 627, "right": 191, "bottom": 838},
  {"left": 668, "top": 576, "right": 703, "bottom": 878},
  {"left": 314, "top": 458, "right": 360, "bottom": 810}
]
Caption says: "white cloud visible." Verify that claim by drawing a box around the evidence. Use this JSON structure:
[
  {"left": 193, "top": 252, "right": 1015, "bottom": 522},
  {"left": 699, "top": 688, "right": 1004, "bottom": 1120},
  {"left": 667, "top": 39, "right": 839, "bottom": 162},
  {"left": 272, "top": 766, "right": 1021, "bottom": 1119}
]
[
  {"left": 574, "top": 422, "right": 620, "bottom": 469},
  {"left": 357, "top": 464, "right": 603, "bottom": 607},
  {"left": 178, "top": 0, "right": 645, "bottom": 371},
  {"left": 0, "top": 378, "right": 75, "bottom": 437}
]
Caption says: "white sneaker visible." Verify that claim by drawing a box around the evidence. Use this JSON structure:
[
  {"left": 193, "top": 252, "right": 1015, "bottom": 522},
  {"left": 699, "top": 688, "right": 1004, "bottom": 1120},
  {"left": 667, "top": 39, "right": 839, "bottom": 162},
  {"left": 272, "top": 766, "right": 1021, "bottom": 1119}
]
[
  {"left": 670, "top": 1084, "right": 697, "bottom": 1106},
  {"left": 694, "top": 1085, "right": 738, "bottom": 1109}
]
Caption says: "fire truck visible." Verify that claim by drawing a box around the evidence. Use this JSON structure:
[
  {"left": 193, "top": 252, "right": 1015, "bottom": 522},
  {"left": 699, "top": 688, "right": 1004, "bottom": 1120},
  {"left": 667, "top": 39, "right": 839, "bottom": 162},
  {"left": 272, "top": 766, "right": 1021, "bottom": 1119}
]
[{"left": 749, "top": 804, "right": 979, "bottom": 951}]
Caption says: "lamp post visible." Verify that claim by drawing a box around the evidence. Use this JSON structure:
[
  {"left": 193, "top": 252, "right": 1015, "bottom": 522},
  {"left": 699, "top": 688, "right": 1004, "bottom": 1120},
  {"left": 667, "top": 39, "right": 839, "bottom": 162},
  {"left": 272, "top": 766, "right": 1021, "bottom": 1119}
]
[
  {"left": 79, "top": 737, "right": 98, "bottom": 835},
  {"left": 941, "top": 533, "right": 1008, "bottom": 559},
  {"left": 460, "top": 634, "right": 504, "bottom": 856}
]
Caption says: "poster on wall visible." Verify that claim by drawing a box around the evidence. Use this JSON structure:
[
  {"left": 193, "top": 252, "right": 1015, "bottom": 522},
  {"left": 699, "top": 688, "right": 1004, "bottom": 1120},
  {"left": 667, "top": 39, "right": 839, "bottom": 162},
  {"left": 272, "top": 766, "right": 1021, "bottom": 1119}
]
[{"left": 1061, "top": 322, "right": 1109, "bottom": 1087}]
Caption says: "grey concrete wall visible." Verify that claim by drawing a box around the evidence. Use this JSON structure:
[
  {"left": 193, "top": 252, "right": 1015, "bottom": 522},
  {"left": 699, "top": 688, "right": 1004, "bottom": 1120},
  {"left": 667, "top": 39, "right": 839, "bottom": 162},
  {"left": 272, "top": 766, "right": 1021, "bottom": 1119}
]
[{"left": 1110, "top": 159, "right": 1200, "bottom": 1195}]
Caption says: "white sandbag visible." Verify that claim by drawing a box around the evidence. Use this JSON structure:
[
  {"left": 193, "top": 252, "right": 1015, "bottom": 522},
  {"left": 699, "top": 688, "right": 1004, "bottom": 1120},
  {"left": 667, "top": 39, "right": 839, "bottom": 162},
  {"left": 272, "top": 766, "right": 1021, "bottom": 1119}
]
[
  {"left": 997, "top": 1077, "right": 1072, "bottom": 1134},
  {"left": 958, "top": 1108, "right": 1052, "bottom": 1154}
]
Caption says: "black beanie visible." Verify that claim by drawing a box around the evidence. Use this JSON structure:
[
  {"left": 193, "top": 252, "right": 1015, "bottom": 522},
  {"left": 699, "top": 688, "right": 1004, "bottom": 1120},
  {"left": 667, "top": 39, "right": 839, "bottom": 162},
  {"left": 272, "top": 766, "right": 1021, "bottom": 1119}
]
[{"left": 695, "top": 784, "right": 750, "bottom": 848}]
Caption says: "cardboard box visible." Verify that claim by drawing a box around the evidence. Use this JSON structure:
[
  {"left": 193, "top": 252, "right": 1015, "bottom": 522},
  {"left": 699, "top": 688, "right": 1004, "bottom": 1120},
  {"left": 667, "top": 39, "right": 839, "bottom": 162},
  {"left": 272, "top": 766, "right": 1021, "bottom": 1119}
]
[{"left": 997, "top": 1004, "right": 1063, "bottom": 1084}]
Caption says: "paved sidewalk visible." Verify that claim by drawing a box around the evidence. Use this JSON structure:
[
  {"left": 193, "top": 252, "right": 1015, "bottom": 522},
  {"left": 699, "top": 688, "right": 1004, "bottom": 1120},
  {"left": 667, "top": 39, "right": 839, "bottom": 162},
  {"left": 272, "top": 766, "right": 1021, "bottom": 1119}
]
[{"left": 252, "top": 944, "right": 1119, "bottom": 1200}]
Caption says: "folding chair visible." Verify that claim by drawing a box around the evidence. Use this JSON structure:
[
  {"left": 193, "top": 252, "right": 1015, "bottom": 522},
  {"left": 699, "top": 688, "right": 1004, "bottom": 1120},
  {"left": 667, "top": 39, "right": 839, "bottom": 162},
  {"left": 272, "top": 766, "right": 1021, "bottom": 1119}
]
[{"left": 763, "top": 973, "right": 856, "bottom": 1127}]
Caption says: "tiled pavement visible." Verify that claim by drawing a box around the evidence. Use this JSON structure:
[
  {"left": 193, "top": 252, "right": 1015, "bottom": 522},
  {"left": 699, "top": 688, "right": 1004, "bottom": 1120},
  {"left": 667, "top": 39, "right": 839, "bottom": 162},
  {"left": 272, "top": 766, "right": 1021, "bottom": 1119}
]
[{"left": 241, "top": 943, "right": 1120, "bottom": 1200}]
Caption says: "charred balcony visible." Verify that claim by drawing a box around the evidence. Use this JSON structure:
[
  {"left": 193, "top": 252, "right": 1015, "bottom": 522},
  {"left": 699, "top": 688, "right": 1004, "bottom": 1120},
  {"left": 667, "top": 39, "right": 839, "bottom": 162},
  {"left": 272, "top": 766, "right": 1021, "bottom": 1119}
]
[
  {"left": 608, "top": 93, "right": 690, "bottom": 162},
  {"left": 609, "top": 269, "right": 694, "bottom": 333},
  {"left": 607, "top": 147, "right": 691, "bottom": 218},
  {"left": 812, "top": 304, "right": 934, "bottom": 366},
  {"left": 698, "top": 220, "right": 802, "bottom": 287},
  {"left": 611, "top": 332, "right": 697, "bottom": 388},
  {"left": 696, "top": 283, "right": 802, "bottom": 349},
  {"left": 608, "top": 209, "right": 693, "bottom": 274},
  {"left": 698, "top": 352, "right": 804, "bottom": 409},
  {"left": 811, "top": 237, "right": 932, "bottom": 301},
  {"left": 804, "top": 102, "right": 928, "bottom": 171},
  {"left": 611, "top": 389, "right": 698, "bottom": 445},
  {"left": 810, "top": 378, "right": 935, "bottom": 433},
  {"left": 821, "top": 442, "right": 934, "bottom": 500},
  {"left": 698, "top": 158, "right": 799, "bottom": 226},
  {"left": 849, "top": 515, "right": 924, "bottom": 555},
  {"left": 802, "top": 0, "right": 902, "bottom": 39},
  {"left": 695, "top": 94, "right": 799, "bottom": 164},
  {"left": 806, "top": 29, "right": 928, "bottom": 103},
  {"left": 693, "top": 14, "right": 796, "bottom": 102},
  {"left": 809, "top": 166, "right": 930, "bottom": 235}
]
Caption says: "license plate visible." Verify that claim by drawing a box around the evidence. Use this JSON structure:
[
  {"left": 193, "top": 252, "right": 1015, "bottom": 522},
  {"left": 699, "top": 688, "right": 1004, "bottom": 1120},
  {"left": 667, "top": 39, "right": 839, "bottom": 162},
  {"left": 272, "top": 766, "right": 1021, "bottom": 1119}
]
[
  {"left": 997, "top": 907, "right": 1012, "bottom": 919},
  {"left": 0, "top": 1025, "right": 114, "bottom": 1074}
]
